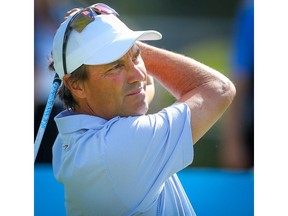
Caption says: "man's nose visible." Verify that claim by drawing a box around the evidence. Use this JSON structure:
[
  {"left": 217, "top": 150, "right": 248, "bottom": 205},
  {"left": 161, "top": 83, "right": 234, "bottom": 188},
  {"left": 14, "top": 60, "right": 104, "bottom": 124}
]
[{"left": 126, "top": 61, "right": 146, "bottom": 84}]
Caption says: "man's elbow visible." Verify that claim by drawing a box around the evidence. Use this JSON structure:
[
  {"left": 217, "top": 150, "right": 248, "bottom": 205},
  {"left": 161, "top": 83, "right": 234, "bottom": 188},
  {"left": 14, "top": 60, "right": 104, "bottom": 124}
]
[{"left": 221, "top": 79, "right": 237, "bottom": 108}]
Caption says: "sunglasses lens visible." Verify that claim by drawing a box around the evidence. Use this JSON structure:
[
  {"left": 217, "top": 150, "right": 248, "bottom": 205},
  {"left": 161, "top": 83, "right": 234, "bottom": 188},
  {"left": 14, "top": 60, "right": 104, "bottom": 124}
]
[
  {"left": 70, "top": 9, "right": 94, "bottom": 32},
  {"left": 91, "top": 3, "right": 119, "bottom": 16}
]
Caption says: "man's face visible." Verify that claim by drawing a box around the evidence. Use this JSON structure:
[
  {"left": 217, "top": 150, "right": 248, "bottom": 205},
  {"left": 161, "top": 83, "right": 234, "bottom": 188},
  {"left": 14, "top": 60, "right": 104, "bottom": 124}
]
[{"left": 77, "top": 44, "right": 149, "bottom": 119}]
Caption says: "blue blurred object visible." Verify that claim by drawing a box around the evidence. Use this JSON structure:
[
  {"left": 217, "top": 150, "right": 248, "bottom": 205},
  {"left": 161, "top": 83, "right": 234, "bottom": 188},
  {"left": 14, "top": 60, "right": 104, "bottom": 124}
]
[
  {"left": 178, "top": 168, "right": 254, "bottom": 216},
  {"left": 34, "top": 165, "right": 253, "bottom": 216},
  {"left": 34, "top": 164, "right": 66, "bottom": 216}
]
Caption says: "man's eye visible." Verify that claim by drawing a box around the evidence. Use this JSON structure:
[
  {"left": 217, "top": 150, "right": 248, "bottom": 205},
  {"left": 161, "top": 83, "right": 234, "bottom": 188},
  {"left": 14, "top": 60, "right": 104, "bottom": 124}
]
[
  {"left": 132, "top": 55, "right": 140, "bottom": 63},
  {"left": 113, "top": 63, "right": 124, "bottom": 70},
  {"left": 106, "top": 63, "right": 123, "bottom": 73}
]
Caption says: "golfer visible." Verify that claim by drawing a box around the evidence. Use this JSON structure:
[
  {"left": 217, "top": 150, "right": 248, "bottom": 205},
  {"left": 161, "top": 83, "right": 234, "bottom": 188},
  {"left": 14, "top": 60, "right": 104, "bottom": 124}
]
[{"left": 51, "top": 3, "right": 236, "bottom": 215}]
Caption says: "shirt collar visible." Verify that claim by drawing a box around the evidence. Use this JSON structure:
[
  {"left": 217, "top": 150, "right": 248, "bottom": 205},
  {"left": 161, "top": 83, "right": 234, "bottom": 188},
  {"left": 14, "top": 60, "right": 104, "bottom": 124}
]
[{"left": 54, "top": 109, "right": 118, "bottom": 134}]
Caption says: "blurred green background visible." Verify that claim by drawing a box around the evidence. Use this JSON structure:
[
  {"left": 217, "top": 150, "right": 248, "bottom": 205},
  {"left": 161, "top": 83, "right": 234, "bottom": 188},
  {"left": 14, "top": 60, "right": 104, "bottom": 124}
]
[{"left": 35, "top": 0, "right": 242, "bottom": 167}]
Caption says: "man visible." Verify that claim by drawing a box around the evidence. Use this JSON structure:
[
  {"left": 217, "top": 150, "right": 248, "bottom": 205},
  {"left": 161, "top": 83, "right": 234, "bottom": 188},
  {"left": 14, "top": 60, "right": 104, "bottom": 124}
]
[{"left": 51, "top": 3, "right": 235, "bottom": 215}]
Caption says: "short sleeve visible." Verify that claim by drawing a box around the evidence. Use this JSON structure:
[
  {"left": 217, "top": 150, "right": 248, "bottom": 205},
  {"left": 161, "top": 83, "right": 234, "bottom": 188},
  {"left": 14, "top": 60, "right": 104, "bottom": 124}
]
[{"left": 103, "top": 102, "right": 193, "bottom": 210}]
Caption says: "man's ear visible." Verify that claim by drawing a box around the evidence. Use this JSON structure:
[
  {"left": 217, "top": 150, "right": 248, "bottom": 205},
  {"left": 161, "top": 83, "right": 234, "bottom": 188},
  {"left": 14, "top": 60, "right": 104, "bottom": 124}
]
[{"left": 63, "top": 74, "right": 86, "bottom": 99}]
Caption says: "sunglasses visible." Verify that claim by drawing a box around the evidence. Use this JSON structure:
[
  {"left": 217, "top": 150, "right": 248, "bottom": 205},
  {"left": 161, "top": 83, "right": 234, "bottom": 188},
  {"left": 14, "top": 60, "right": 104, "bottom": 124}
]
[{"left": 62, "top": 3, "right": 119, "bottom": 75}]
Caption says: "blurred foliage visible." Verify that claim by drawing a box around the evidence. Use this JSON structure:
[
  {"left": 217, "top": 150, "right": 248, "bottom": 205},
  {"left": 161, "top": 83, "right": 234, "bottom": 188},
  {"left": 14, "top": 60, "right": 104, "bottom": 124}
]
[
  {"left": 182, "top": 39, "right": 231, "bottom": 78},
  {"left": 70, "top": 0, "right": 241, "bottom": 18}
]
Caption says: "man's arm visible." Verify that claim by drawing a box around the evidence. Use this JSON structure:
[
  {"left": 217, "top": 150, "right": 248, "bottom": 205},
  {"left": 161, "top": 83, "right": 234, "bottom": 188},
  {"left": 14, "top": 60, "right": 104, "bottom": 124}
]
[{"left": 139, "top": 42, "right": 236, "bottom": 144}]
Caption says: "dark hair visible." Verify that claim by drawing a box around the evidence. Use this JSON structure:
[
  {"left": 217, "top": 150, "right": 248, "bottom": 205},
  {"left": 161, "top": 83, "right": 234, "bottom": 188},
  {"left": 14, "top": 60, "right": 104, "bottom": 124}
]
[{"left": 48, "top": 56, "right": 88, "bottom": 110}]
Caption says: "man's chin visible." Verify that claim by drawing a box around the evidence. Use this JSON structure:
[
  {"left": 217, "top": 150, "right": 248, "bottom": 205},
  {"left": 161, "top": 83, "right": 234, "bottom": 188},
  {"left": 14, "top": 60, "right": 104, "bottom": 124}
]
[{"left": 126, "top": 104, "right": 149, "bottom": 117}]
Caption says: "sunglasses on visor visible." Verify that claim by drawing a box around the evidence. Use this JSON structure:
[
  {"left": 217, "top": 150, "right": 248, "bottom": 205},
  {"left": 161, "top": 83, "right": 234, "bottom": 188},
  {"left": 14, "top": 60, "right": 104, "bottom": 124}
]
[{"left": 62, "top": 3, "right": 119, "bottom": 75}]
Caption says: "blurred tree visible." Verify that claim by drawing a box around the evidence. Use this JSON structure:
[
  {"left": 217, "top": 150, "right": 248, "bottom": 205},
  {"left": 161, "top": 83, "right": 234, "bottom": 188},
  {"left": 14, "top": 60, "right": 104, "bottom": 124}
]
[{"left": 71, "top": 0, "right": 241, "bottom": 17}]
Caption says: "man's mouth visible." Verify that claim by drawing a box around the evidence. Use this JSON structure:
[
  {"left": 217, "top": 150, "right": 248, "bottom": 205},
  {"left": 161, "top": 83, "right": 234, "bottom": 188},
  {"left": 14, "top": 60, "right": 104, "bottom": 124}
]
[{"left": 127, "top": 87, "right": 144, "bottom": 96}]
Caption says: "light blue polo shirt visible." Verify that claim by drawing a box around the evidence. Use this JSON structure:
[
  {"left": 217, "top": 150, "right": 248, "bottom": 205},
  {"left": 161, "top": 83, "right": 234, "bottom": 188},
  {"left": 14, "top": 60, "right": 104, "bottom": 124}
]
[{"left": 53, "top": 102, "right": 196, "bottom": 215}]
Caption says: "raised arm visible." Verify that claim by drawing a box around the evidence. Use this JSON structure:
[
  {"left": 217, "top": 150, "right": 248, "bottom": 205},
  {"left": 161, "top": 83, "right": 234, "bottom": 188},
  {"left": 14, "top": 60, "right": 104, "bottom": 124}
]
[{"left": 139, "top": 42, "right": 236, "bottom": 144}]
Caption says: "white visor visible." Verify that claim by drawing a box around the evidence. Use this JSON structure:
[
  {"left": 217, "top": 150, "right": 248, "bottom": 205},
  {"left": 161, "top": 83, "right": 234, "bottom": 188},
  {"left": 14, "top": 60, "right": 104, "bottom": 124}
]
[{"left": 52, "top": 11, "right": 162, "bottom": 80}]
